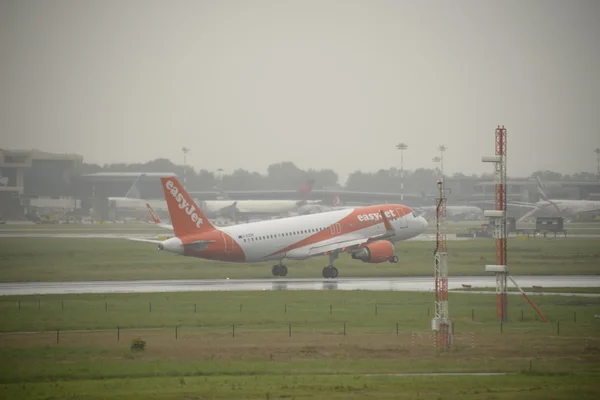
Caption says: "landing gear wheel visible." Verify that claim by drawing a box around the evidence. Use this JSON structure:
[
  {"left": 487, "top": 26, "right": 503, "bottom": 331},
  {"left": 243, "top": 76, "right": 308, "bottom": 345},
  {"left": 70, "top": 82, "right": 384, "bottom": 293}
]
[
  {"left": 272, "top": 264, "right": 288, "bottom": 277},
  {"left": 279, "top": 265, "right": 288, "bottom": 277},
  {"left": 390, "top": 255, "right": 399, "bottom": 263},
  {"left": 322, "top": 266, "right": 339, "bottom": 279}
]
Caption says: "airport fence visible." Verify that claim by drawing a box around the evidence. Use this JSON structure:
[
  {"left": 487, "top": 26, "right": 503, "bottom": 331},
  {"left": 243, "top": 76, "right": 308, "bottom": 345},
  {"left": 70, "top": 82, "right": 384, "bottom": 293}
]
[
  {"left": 1, "top": 323, "right": 597, "bottom": 357},
  {"left": 2, "top": 296, "right": 598, "bottom": 358}
]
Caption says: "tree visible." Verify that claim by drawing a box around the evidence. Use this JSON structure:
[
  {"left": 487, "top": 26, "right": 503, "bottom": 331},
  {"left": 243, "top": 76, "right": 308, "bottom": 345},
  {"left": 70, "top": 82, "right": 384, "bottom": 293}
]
[{"left": 531, "top": 170, "right": 563, "bottom": 182}]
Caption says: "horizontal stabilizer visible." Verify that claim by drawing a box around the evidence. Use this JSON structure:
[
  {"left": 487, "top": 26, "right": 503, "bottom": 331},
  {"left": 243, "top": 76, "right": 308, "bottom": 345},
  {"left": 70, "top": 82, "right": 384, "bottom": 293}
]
[{"left": 127, "top": 237, "right": 163, "bottom": 244}]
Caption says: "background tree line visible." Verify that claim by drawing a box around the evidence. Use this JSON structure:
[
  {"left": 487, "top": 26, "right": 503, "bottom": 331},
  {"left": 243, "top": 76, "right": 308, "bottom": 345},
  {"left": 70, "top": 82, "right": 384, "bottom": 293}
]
[{"left": 80, "top": 159, "right": 599, "bottom": 192}]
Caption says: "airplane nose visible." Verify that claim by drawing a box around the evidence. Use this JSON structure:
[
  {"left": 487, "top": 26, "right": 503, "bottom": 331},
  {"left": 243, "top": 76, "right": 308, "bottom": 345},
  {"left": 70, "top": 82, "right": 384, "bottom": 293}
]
[{"left": 419, "top": 216, "right": 428, "bottom": 231}]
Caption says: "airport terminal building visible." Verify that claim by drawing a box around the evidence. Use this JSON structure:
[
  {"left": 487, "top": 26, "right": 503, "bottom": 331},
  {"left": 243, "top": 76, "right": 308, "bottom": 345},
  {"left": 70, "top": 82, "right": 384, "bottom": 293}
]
[
  {"left": 0, "top": 148, "right": 83, "bottom": 221},
  {"left": 2, "top": 148, "right": 599, "bottom": 222}
]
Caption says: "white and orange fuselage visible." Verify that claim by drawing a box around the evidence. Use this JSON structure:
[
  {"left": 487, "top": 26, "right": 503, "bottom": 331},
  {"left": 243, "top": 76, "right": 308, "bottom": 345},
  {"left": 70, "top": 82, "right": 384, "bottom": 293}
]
[
  {"left": 154, "top": 177, "right": 428, "bottom": 265},
  {"left": 161, "top": 205, "right": 427, "bottom": 263}
]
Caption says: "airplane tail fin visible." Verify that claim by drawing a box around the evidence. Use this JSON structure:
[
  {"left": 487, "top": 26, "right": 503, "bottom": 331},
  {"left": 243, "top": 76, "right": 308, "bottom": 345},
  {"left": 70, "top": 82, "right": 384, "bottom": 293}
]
[
  {"left": 124, "top": 174, "right": 146, "bottom": 199},
  {"left": 534, "top": 176, "right": 562, "bottom": 213},
  {"left": 333, "top": 195, "right": 344, "bottom": 206},
  {"left": 146, "top": 203, "right": 162, "bottom": 224},
  {"left": 298, "top": 178, "right": 315, "bottom": 194},
  {"left": 160, "top": 176, "right": 215, "bottom": 237},
  {"left": 535, "top": 176, "right": 549, "bottom": 201}
]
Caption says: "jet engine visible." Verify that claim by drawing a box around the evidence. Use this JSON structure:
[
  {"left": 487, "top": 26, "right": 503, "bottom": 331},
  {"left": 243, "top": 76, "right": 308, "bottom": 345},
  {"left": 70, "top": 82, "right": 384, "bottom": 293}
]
[{"left": 351, "top": 240, "right": 397, "bottom": 263}]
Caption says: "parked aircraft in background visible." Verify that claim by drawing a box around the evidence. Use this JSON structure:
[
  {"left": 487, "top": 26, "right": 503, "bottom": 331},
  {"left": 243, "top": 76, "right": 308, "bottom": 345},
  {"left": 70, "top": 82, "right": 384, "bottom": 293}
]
[
  {"left": 504, "top": 177, "right": 600, "bottom": 222},
  {"left": 415, "top": 205, "right": 484, "bottom": 222},
  {"left": 296, "top": 195, "right": 358, "bottom": 215},
  {"left": 130, "top": 177, "right": 428, "bottom": 278},
  {"left": 146, "top": 203, "right": 173, "bottom": 230},
  {"left": 109, "top": 176, "right": 322, "bottom": 221}
]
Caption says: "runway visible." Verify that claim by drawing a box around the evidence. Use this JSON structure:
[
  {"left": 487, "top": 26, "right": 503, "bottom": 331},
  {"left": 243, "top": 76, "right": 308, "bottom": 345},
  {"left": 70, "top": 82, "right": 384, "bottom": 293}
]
[
  {"left": 0, "top": 233, "right": 471, "bottom": 241},
  {"left": 2, "top": 232, "right": 600, "bottom": 240},
  {"left": 1, "top": 276, "right": 598, "bottom": 296}
]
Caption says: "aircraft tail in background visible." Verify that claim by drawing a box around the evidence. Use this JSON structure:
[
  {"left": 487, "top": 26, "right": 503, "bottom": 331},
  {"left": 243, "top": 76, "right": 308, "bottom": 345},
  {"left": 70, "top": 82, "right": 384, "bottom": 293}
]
[
  {"left": 146, "top": 203, "right": 161, "bottom": 224},
  {"left": 146, "top": 203, "right": 173, "bottom": 230},
  {"left": 123, "top": 174, "right": 146, "bottom": 199},
  {"left": 534, "top": 176, "right": 563, "bottom": 214},
  {"left": 298, "top": 178, "right": 316, "bottom": 195},
  {"left": 535, "top": 176, "right": 550, "bottom": 201}
]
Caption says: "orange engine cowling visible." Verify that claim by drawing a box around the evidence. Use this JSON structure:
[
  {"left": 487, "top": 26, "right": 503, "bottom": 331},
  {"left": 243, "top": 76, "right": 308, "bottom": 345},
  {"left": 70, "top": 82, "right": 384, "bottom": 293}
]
[{"left": 351, "top": 240, "right": 395, "bottom": 263}]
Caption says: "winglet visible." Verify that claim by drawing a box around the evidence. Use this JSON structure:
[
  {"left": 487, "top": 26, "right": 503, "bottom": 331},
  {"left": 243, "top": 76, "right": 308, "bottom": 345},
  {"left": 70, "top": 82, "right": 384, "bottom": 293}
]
[{"left": 379, "top": 210, "right": 394, "bottom": 232}]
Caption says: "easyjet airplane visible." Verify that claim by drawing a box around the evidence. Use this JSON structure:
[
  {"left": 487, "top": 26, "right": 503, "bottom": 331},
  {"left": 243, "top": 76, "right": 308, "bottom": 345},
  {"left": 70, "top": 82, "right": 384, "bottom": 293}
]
[{"left": 132, "top": 177, "right": 428, "bottom": 278}]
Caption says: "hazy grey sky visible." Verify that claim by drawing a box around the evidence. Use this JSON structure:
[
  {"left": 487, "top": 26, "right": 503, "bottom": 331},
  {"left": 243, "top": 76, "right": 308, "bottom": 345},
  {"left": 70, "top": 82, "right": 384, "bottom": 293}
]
[{"left": 1, "top": 0, "right": 599, "bottom": 183}]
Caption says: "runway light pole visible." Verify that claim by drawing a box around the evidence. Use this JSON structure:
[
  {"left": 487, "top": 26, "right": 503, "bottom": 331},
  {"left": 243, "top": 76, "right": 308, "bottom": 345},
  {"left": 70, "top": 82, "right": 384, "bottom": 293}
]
[
  {"left": 396, "top": 143, "right": 408, "bottom": 201},
  {"left": 182, "top": 146, "right": 190, "bottom": 189},
  {"left": 215, "top": 168, "right": 225, "bottom": 198},
  {"left": 437, "top": 145, "right": 448, "bottom": 181},
  {"left": 432, "top": 156, "right": 441, "bottom": 179},
  {"left": 595, "top": 148, "right": 600, "bottom": 181}
]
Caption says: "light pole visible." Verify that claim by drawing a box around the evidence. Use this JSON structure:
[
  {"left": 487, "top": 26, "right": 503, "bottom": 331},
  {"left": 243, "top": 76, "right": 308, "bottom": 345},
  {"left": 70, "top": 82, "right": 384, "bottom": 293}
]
[
  {"left": 215, "top": 168, "right": 225, "bottom": 198},
  {"left": 595, "top": 148, "right": 600, "bottom": 181},
  {"left": 396, "top": 143, "right": 408, "bottom": 201},
  {"left": 432, "top": 156, "right": 441, "bottom": 178},
  {"left": 182, "top": 146, "right": 190, "bottom": 189},
  {"left": 437, "top": 145, "right": 448, "bottom": 180}
]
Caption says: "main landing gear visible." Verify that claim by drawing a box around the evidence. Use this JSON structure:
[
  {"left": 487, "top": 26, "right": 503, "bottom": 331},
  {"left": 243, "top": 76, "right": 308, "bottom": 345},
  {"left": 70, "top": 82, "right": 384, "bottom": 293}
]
[
  {"left": 272, "top": 264, "right": 288, "bottom": 277},
  {"left": 322, "top": 266, "right": 338, "bottom": 278},
  {"left": 322, "top": 252, "right": 339, "bottom": 279},
  {"left": 390, "top": 255, "right": 399, "bottom": 263}
]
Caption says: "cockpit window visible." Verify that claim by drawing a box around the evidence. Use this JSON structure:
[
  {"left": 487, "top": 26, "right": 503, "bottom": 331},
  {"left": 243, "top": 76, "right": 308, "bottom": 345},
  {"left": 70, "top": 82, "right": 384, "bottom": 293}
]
[{"left": 412, "top": 212, "right": 418, "bottom": 218}]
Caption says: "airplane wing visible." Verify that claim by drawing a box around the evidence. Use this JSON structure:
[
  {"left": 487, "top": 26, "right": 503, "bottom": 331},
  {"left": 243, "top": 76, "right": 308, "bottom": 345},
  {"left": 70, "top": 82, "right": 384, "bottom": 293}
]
[
  {"left": 517, "top": 207, "right": 540, "bottom": 222},
  {"left": 127, "top": 238, "right": 216, "bottom": 251},
  {"left": 128, "top": 238, "right": 163, "bottom": 244},
  {"left": 306, "top": 236, "right": 373, "bottom": 257},
  {"left": 304, "top": 210, "right": 396, "bottom": 257},
  {"left": 156, "top": 223, "right": 174, "bottom": 230}
]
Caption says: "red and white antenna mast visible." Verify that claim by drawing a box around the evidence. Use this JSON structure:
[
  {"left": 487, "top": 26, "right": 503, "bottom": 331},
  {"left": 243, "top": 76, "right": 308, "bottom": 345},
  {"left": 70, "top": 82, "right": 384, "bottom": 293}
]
[
  {"left": 433, "top": 176, "right": 452, "bottom": 348},
  {"left": 482, "top": 126, "right": 548, "bottom": 323}
]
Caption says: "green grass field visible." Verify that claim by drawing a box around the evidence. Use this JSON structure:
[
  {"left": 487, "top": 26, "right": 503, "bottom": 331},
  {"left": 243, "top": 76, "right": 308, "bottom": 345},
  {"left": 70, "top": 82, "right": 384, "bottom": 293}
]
[
  {"left": 0, "top": 236, "right": 599, "bottom": 282},
  {"left": 1, "top": 226, "right": 599, "bottom": 398},
  {"left": 453, "top": 287, "right": 600, "bottom": 294},
  {"left": 1, "top": 291, "right": 599, "bottom": 399}
]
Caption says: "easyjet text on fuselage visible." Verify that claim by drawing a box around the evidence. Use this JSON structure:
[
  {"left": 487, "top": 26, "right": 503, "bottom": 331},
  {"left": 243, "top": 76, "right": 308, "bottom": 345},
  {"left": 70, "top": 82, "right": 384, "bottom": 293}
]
[{"left": 357, "top": 210, "right": 396, "bottom": 222}]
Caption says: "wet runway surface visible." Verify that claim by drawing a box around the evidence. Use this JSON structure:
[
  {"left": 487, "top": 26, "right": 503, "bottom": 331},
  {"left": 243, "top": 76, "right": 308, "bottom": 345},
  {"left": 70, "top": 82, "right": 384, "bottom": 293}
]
[
  {"left": 2, "top": 232, "right": 600, "bottom": 240},
  {"left": 1, "top": 276, "right": 598, "bottom": 296}
]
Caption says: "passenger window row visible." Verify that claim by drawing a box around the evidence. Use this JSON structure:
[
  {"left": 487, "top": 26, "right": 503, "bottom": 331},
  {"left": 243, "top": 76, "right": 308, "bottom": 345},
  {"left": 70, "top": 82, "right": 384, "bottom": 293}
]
[{"left": 244, "top": 226, "right": 328, "bottom": 242}]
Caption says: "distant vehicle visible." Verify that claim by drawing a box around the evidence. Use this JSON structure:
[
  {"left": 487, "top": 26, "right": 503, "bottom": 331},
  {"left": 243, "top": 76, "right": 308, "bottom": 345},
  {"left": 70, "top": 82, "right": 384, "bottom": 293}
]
[{"left": 130, "top": 177, "right": 428, "bottom": 278}]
